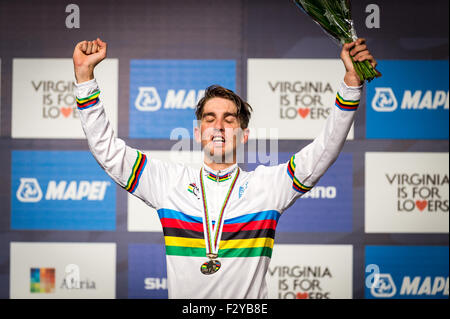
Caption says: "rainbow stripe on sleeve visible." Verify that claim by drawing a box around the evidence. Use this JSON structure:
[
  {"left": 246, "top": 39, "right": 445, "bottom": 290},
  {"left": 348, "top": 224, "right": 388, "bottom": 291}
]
[
  {"left": 287, "top": 155, "right": 313, "bottom": 194},
  {"left": 76, "top": 91, "right": 100, "bottom": 110},
  {"left": 125, "top": 150, "right": 147, "bottom": 194},
  {"left": 335, "top": 92, "right": 359, "bottom": 111},
  {"left": 158, "top": 208, "right": 280, "bottom": 258}
]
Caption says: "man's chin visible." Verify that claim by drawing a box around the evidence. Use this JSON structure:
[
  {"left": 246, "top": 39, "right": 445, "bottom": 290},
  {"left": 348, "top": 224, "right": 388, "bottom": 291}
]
[{"left": 204, "top": 147, "right": 235, "bottom": 164}]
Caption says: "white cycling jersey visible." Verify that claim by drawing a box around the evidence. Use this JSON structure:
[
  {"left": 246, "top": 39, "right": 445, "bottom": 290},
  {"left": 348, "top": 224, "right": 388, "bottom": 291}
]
[{"left": 76, "top": 78, "right": 361, "bottom": 299}]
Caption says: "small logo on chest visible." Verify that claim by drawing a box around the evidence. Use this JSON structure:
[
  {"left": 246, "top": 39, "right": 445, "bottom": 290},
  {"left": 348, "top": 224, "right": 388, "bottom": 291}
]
[
  {"left": 187, "top": 183, "right": 200, "bottom": 199},
  {"left": 239, "top": 182, "right": 248, "bottom": 199}
]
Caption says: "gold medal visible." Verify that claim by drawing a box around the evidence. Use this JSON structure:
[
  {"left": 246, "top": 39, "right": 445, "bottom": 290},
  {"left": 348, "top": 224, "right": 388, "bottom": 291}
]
[
  {"left": 199, "top": 168, "right": 240, "bottom": 275},
  {"left": 200, "top": 259, "right": 221, "bottom": 275}
]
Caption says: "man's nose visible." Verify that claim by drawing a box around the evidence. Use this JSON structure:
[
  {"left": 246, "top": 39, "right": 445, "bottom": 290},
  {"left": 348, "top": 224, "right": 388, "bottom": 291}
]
[{"left": 214, "top": 119, "right": 225, "bottom": 131}]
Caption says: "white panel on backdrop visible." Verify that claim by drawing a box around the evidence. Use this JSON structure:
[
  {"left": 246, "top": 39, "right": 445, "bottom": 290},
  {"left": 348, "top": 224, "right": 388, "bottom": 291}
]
[
  {"left": 247, "top": 59, "right": 353, "bottom": 140},
  {"left": 266, "top": 244, "right": 353, "bottom": 299},
  {"left": 10, "top": 242, "right": 116, "bottom": 299},
  {"left": 11, "top": 58, "right": 118, "bottom": 139},
  {"left": 365, "top": 152, "right": 449, "bottom": 233},
  {"left": 127, "top": 150, "right": 203, "bottom": 232}
]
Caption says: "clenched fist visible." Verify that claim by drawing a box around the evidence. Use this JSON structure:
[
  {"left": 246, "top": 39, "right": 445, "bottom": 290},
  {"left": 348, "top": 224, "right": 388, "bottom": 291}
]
[
  {"left": 73, "top": 38, "right": 107, "bottom": 84},
  {"left": 340, "top": 38, "right": 377, "bottom": 87}
]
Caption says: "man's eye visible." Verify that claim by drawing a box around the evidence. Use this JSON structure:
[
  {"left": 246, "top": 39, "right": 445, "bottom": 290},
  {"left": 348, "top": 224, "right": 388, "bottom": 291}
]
[
  {"left": 204, "top": 117, "right": 214, "bottom": 122},
  {"left": 225, "top": 117, "right": 236, "bottom": 124}
]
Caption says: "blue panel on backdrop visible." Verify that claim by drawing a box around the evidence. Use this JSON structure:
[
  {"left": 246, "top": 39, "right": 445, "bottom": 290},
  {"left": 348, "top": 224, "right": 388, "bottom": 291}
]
[
  {"left": 128, "top": 244, "right": 168, "bottom": 299},
  {"left": 366, "top": 60, "right": 449, "bottom": 139},
  {"left": 365, "top": 246, "right": 449, "bottom": 299},
  {"left": 11, "top": 151, "right": 116, "bottom": 230},
  {"left": 129, "top": 60, "right": 236, "bottom": 139},
  {"left": 247, "top": 152, "right": 353, "bottom": 232}
]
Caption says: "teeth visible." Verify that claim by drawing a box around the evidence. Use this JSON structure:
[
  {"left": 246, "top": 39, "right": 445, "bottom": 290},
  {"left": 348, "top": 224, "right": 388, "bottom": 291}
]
[{"left": 213, "top": 136, "right": 225, "bottom": 142}]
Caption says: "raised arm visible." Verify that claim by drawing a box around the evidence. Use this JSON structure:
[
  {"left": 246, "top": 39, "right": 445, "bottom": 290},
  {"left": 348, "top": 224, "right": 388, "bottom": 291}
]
[
  {"left": 73, "top": 38, "right": 170, "bottom": 209},
  {"left": 259, "top": 38, "right": 377, "bottom": 212}
]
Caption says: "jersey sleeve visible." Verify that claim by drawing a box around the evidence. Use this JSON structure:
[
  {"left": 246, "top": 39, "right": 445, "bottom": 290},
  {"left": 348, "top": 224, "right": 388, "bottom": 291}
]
[
  {"left": 254, "top": 81, "right": 362, "bottom": 213},
  {"left": 75, "top": 78, "right": 171, "bottom": 209}
]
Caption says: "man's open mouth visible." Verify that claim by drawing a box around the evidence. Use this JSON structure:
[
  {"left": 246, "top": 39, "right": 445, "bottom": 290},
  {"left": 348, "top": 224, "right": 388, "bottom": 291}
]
[{"left": 212, "top": 135, "right": 225, "bottom": 144}]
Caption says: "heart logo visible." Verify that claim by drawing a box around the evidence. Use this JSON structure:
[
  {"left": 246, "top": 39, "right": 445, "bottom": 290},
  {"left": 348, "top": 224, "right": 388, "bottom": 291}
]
[
  {"left": 297, "top": 108, "right": 310, "bottom": 119},
  {"left": 296, "top": 292, "right": 308, "bottom": 299},
  {"left": 415, "top": 200, "right": 428, "bottom": 211},
  {"left": 60, "top": 107, "right": 73, "bottom": 118}
]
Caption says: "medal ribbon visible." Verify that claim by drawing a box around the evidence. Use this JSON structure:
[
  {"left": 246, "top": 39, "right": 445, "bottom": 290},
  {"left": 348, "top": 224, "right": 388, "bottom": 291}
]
[{"left": 199, "top": 167, "right": 240, "bottom": 258}]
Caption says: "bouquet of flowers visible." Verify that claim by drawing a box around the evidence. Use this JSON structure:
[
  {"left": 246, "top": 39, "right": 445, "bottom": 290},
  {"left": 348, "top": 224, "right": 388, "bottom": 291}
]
[{"left": 293, "top": 0, "right": 381, "bottom": 82}]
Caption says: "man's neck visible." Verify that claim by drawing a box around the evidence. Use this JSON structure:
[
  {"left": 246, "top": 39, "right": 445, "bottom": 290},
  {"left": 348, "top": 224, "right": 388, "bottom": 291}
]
[{"left": 203, "top": 160, "right": 236, "bottom": 172}]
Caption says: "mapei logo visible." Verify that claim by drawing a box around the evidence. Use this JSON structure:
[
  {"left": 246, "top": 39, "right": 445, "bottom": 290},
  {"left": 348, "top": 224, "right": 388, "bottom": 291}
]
[
  {"left": 370, "top": 274, "right": 449, "bottom": 298},
  {"left": 371, "top": 88, "right": 398, "bottom": 112},
  {"left": 372, "top": 88, "right": 449, "bottom": 112},
  {"left": 129, "top": 60, "right": 235, "bottom": 139},
  {"left": 366, "top": 61, "right": 449, "bottom": 140},
  {"left": 370, "top": 273, "right": 397, "bottom": 298},
  {"left": 135, "top": 87, "right": 161, "bottom": 111},
  {"left": 16, "top": 178, "right": 43, "bottom": 202},
  {"left": 135, "top": 87, "right": 204, "bottom": 112},
  {"left": 16, "top": 178, "right": 110, "bottom": 202}
]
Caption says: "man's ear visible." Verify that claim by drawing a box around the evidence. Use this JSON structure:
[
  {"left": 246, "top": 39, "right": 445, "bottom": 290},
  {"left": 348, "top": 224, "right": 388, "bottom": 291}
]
[
  {"left": 241, "top": 128, "right": 250, "bottom": 144},
  {"left": 194, "top": 125, "right": 202, "bottom": 144}
]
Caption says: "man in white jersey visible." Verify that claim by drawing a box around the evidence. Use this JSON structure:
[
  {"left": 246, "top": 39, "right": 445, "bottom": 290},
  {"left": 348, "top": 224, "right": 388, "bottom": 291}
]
[{"left": 72, "top": 37, "right": 377, "bottom": 299}]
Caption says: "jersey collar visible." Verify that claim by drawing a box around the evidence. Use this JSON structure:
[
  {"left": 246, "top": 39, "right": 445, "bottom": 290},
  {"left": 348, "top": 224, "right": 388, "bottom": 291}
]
[{"left": 202, "top": 163, "right": 238, "bottom": 182}]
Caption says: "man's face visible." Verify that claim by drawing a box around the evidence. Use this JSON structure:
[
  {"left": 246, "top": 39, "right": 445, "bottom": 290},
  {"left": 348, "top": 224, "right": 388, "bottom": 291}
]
[{"left": 194, "top": 97, "right": 249, "bottom": 164}]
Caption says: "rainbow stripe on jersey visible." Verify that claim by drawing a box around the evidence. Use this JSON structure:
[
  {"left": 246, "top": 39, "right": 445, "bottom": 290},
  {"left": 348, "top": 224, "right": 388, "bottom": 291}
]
[
  {"left": 335, "top": 92, "right": 359, "bottom": 111},
  {"left": 76, "top": 91, "right": 100, "bottom": 110},
  {"left": 287, "top": 155, "right": 313, "bottom": 194},
  {"left": 125, "top": 151, "right": 147, "bottom": 194},
  {"left": 206, "top": 171, "right": 233, "bottom": 182},
  {"left": 158, "top": 208, "right": 280, "bottom": 258}
]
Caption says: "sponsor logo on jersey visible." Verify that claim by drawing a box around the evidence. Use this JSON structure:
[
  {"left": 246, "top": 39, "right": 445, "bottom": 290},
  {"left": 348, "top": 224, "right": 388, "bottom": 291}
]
[
  {"left": 239, "top": 181, "right": 248, "bottom": 199},
  {"left": 187, "top": 182, "right": 200, "bottom": 199}
]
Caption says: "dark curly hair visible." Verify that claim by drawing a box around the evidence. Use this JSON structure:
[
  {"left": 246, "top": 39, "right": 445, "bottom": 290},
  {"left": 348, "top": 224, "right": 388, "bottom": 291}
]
[{"left": 195, "top": 85, "right": 253, "bottom": 129}]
